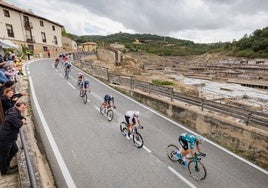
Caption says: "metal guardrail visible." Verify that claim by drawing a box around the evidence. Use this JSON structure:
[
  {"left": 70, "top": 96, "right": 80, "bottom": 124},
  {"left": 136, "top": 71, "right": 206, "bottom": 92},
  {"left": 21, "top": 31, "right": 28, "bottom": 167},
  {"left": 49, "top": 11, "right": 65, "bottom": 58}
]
[{"left": 19, "top": 128, "right": 37, "bottom": 188}]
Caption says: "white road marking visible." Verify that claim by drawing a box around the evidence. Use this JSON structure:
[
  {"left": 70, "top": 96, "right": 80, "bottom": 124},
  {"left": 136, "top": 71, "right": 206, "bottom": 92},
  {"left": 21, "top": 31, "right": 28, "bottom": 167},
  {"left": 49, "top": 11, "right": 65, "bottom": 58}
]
[
  {"left": 28, "top": 76, "right": 76, "bottom": 188},
  {"left": 143, "top": 146, "right": 152, "bottom": 153},
  {"left": 168, "top": 166, "right": 196, "bottom": 188},
  {"left": 67, "top": 82, "right": 76, "bottom": 89}
]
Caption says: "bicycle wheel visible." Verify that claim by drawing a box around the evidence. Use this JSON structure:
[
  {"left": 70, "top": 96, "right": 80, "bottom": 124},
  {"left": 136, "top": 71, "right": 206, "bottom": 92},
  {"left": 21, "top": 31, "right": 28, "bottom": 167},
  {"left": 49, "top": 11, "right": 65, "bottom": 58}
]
[
  {"left": 100, "top": 104, "right": 105, "bottom": 115},
  {"left": 107, "top": 110, "right": 114, "bottom": 121},
  {"left": 65, "top": 71, "right": 69, "bottom": 79},
  {"left": 166, "top": 144, "right": 179, "bottom": 162},
  {"left": 188, "top": 160, "right": 207, "bottom": 181},
  {"left": 133, "top": 132, "right": 143, "bottom": 148},
  {"left": 77, "top": 80, "right": 81, "bottom": 87},
  {"left": 120, "top": 122, "right": 127, "bottom": 136},
  {"left": 83, "top": 92, "right": 87, "bottom": 104}
]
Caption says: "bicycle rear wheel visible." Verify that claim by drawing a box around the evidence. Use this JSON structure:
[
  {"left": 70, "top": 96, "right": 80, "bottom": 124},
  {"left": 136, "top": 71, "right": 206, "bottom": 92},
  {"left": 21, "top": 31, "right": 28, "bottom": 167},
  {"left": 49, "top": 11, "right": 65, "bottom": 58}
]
[
  {"left": 83, "top": 92, "right": 87, "bottom": 104},
  {"left": 120, "top": 122, "right": 128, "bottom": 136},
  {"left": 107, "top": 110, "right": 113, "bottom": 121},
  {"left": 188, "top": 160, "right": 207, "bottom": 181},
  {"left": 133, "top": 132, "right": 143, "bottom": 148},
  {"left": 100, "top": 104, "right": 105, "bottom": 115},
  {"left": 166, "top": 144, "right": 179, "bottom": 162}
]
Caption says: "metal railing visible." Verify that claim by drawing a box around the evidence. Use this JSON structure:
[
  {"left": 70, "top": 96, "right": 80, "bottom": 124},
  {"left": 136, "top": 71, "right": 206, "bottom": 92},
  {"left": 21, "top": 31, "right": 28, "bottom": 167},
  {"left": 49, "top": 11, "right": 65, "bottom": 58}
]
[{"left": 19, "top": 128, "right": 37, "bottom": 188}]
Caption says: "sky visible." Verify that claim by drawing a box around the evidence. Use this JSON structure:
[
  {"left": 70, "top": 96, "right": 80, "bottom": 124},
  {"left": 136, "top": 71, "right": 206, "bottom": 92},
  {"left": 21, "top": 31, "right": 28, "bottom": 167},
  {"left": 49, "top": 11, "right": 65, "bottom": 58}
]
[{"left": 4, "top": 0, "right": 268, "bottom": 43}]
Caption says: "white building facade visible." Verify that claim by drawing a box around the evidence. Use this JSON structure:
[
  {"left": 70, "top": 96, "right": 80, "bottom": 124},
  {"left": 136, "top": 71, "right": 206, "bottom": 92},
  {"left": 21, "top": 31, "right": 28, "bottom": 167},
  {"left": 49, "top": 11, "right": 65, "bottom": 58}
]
[{"left": 0, "top": 0, "right": 65, "bottom": 57}]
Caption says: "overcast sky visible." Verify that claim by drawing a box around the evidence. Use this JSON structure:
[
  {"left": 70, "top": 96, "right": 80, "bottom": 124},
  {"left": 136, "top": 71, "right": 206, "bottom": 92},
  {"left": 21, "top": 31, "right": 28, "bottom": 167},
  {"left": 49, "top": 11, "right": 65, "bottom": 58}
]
[{"left": 5, "top": 0, "right": 268, "bottom": 43}]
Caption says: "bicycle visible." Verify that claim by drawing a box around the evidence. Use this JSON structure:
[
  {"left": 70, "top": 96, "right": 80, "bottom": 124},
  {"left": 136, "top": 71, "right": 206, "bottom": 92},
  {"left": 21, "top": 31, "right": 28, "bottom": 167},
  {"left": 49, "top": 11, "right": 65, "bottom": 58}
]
[
  {"left": 166, "top": 144, "right": 207, "bottom": 181},
  {"left": 80, "top": 89, "right": 89, "bottom": 104},
  {"left": 120, "top": 122, "right": 144, "bottom": 148},
  {"left": 77, "top": 78, "right": 82, "bottom": 87},
  {"left": 65, "top": 68, "right": 70, "bottom": 79},
  {"left": 100, "top": 103, "right": 115, "bottom": 121}
]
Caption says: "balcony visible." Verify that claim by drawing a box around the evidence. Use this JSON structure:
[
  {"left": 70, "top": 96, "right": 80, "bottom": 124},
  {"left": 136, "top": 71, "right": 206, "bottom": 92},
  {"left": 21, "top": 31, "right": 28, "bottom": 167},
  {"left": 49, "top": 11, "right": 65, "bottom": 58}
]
[
  {"left": 26, "top": 35, "right": 35, "bottom": 43},
  {"left": 24, "top": 22, "right": 33, "bottom": 29}
]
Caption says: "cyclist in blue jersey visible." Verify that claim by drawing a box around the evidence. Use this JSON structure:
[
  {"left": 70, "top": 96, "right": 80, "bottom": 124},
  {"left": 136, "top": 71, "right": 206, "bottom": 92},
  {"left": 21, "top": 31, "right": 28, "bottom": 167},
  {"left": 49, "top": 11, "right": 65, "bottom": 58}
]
[
  {"left": 79, "top": 79, "right": 90, "bottom": 96},
  {"left": 176, "top": 132, "right": 206, "bottom": 166},
  {"left": 103, "top": 95, "right": 115, "bottom": 109}
]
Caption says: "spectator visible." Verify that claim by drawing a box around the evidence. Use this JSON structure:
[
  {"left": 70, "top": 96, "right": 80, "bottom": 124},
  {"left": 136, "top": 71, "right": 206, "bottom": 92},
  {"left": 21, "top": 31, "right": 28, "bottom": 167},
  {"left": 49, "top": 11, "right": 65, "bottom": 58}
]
[
  {"left": 0, "top": 81, "right": 16, "bottom": 96},
  {"left": 0, "top": 101, "right": 27, "bottom": 176},
  {"left": 1, "top": 88, "right": 17, "bottom": 114},
  {"left": 47, "top": 49, "right": 50, "bottom": 58}
]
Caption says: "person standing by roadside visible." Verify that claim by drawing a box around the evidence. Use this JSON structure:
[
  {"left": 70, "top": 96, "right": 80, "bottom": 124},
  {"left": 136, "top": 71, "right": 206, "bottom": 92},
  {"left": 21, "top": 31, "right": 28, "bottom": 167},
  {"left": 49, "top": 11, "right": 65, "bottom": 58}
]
[
  {"left": 0, "top": 101, "right": 27, "bottom": 176},
  {"left": 1, "top": 88, "right": 18, "bottom": 114},
  {"left": 47, "top": 49, "right": 50, "bottom": 58}
]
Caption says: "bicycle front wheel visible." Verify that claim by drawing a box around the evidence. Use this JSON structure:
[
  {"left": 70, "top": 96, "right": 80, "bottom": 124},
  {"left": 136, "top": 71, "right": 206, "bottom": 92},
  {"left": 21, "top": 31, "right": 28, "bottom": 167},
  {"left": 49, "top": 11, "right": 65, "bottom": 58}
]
[
  {"left": 120, "top": 122, "right": 127, "bottom": 136},
  {"left": 166, "top": 144, "right": 179, "bottom": 162},
  {"left": 188, "top": 160, "right": 207, "bottom": 181},
  {"left": 107, "top": 110, "right": 113, "bottom": 121},
  {"left": 83, "top": 93, "right": 88, "bottom": 104},
  {"left": 133, "top": 132, "right": 143, "bottom": 148}
]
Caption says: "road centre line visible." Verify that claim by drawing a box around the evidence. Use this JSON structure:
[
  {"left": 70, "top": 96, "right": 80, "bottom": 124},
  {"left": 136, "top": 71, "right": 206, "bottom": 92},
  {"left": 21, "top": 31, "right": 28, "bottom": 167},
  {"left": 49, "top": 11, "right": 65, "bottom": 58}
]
[
  {"left": 67, "top": 82, "right": 76, "bottom": 89},
  {"left": 28, "top": 75, "right": 76, "bottom": 188},
  {"left": 168, "top": 167, "right": 196, "bottom": 188}
]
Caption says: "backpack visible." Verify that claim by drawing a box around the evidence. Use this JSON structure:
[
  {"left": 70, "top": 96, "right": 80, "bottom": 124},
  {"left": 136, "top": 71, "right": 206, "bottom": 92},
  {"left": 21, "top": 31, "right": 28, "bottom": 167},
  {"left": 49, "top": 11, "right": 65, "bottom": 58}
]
[{"left": 66, "top": 63, "right": 71, "bottom": 69}]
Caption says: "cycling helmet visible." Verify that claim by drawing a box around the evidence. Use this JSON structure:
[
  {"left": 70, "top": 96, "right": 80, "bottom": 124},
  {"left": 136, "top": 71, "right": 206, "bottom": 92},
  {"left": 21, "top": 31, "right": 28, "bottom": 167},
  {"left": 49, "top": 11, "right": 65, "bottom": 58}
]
[
  {"left": 196, "top": 135, "right": 205, "bottom": 144},
  {"left": 134, "top": 111, "right": 140, "bottom": 117}
]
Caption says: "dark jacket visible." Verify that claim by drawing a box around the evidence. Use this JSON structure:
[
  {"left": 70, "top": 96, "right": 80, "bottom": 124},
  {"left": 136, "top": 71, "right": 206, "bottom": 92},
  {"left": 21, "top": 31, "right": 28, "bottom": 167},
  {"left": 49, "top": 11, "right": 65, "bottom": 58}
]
[
  {"left": 0, "top": 107, "right": 24, "bottom": 142},
  {"left": 1, "top": 95, "right": 15, "bottom": 114}
]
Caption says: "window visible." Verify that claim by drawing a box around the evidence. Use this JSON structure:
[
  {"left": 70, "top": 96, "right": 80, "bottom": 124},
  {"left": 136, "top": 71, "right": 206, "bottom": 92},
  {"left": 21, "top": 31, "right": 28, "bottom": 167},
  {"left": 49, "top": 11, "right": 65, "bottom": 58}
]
[
  {"left": 43, "top": 46, "right": 48, "bottom": 51},
  {"left": 40, "top": 21, "right": 44, "bottom": 26},
  {"left": 52, "top": 25, "right": 55, "bottom": 31},
  {"left": 28, "top": 45, "right": 34, "bottom": 52},
  {"left": 41, "top": 32, "right": 46, "bottom": 43},
  {"left": 53, "top": 36, "right": 58, "bottom": 45},
  {"left": 3, "top": 9, "right": 10, "bottom": 17},
  {"left": 6, "top": 24, "right": 14, "bottom": 38}
]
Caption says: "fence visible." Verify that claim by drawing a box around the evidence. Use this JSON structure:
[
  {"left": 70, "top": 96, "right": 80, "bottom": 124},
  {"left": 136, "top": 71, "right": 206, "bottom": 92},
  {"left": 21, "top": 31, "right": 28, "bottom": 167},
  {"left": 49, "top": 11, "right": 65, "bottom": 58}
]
[{"left": 83, "top": 60, "right": 268, "bottom": 127}]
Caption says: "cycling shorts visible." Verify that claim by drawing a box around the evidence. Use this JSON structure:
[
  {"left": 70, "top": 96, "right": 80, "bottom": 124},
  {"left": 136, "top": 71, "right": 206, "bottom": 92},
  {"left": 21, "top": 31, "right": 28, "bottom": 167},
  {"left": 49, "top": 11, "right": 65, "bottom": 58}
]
[
  {"left": 125, "top": 115, "right": 136, "bottom": 126},
  {"left": 179, "top": 136, "right": 189, "bottom": 150}
]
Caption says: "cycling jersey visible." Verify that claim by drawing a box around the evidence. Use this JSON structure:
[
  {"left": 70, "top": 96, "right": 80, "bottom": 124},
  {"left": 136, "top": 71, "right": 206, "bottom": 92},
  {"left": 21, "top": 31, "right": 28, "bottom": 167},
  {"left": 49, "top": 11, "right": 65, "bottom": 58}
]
[
  {"left": 179, "top": 133, "right": 197, "bottom": 149},
  {"left": 80, "top": 80, "right": 89, "bottom": 89}
]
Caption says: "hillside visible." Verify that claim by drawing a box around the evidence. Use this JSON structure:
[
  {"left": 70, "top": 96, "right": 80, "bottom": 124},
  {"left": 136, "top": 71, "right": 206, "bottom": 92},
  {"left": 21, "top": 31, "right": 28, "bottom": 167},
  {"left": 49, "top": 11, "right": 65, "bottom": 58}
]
[{"left": 65, "top": 27, "right": 268, "bottom": 58}]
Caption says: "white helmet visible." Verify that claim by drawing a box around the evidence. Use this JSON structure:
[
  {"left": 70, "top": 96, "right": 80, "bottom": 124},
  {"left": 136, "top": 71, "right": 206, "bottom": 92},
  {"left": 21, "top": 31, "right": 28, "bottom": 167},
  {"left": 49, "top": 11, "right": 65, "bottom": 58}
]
[
  {"left": 196, "top": 135, "right": 205, "bottom": 144},
  {"left": 134, "top": 111, "right": 140, "bottom": 117}
]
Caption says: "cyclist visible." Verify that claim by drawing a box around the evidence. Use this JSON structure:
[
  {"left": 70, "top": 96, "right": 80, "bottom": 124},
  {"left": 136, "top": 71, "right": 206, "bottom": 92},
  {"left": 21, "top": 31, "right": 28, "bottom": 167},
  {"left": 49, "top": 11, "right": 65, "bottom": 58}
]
[
  {"left": 79, "top": 79, "right": 90, "bottom": 97},
  {"left": 176, "top": 132, "right": 206, "bottom": 166},
  {"left": 64, "top": 61, "right": 71, "bottom": 78},
  {"left": 77, "top": 72, "right": 84, "bottom": 85},
  {"left": 124, "top": 111, "right": 142, "bottom": 139},
  {"left": 103, "top": 95, "right": 115, "bottom": 109}
]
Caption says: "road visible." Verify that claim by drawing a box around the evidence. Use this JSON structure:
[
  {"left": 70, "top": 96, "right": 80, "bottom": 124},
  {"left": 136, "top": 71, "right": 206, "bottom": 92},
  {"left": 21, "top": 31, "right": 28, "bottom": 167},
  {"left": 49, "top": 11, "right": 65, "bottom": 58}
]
[{"left": 27, "top": 59, "right": 268, "bottom": 188}]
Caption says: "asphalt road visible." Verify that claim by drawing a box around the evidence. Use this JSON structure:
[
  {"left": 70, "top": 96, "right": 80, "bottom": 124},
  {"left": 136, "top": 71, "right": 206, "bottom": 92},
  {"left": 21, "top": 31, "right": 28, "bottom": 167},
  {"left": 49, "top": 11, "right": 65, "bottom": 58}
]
[{"left": 27, "top": 59, "right": 268, "bottom": 188}]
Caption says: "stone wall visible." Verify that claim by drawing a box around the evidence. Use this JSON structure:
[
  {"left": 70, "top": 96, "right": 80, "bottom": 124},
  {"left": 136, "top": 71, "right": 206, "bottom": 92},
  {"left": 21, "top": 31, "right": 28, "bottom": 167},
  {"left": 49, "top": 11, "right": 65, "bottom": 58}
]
[
  {"left": 113, "top": 85, "right": 268, "bottom": 169},
  {"left": 97, "top": 49, "right": 116, "bottom": 63}
]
